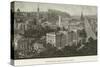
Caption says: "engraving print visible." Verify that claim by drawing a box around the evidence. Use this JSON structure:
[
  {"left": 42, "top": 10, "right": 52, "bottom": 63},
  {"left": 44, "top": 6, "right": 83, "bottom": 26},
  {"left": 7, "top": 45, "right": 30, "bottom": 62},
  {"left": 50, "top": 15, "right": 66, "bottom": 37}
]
[{"left": 11, "top": 2, "right": 97, "bottom": 59}]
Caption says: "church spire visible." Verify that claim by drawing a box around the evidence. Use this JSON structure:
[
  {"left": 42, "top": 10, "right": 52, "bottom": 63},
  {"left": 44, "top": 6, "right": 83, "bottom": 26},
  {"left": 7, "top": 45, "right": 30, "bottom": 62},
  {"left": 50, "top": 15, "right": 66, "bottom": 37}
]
[
  {"left": 37, "top": 4, "right": 40, "bottom": 14},
  {"left": 80, "top": 11, "right": 84, "bottom": 21},
  {"left": 80, "top": 11, "right": 85, "bottom": 29},
  {"left": 37, "top": 3, "right": 40, "bottom": 25}
]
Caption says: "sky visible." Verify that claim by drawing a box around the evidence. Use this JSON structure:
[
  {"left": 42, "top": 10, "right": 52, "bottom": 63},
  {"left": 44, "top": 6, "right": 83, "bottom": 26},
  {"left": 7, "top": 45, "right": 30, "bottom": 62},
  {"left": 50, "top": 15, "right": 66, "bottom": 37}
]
[{"left": 14, "top": 1, "right": 97, "bottom": 16}]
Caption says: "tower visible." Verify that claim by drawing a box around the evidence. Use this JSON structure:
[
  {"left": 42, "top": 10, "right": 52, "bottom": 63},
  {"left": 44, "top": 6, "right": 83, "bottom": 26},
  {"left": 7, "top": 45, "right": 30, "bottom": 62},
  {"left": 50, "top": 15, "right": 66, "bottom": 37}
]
[
  {"left": 37, "top": 4, "right": 40, "bottom": 25},
  {"left": 80, "top": 12, "right": 85, "bottom": 29},
  {"left": 80, "top": 12, "right": 84, "bottom": 21},
  {"left": 58, "top": 16, "right": 61, "bottom": 27},
  {"left": 58, "top": 15, "right": 63, "bottom": 30}
]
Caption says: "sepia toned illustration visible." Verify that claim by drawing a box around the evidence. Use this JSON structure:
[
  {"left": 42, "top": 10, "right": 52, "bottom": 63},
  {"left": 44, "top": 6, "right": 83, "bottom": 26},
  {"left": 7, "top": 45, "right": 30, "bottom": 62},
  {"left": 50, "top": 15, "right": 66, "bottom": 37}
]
[{"left": 11, "top": 1, "right": 97, "bottom": 59}]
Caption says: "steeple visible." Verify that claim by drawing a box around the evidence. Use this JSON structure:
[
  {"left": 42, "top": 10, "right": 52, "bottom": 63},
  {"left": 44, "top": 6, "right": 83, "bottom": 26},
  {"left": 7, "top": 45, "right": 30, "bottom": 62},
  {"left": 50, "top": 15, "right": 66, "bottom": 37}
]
[
  {"left": 80, "top": 11, "right": 84, "bottom": 21},
  {"left": 80, "top": 11, "right": 85, "bottom": 29},
  {"left": 37, "top": 4, "right": 40, "bottom": 15},
  {"left": 37, "top": 3, "right": 40, "bottom": 24}
]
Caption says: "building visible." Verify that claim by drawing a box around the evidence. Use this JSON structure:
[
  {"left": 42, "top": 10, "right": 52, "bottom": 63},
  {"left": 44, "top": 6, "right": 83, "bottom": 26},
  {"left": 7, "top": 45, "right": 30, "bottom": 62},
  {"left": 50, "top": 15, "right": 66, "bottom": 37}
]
[
  {"left": 56, "top": 31, "right": 68, "bottom": 49},
  {"left": 46, "top": 31, "right": 69, "bottom": 49},
  {"left": 46, "top": 32, "right": 56, "bottom": 47},
  {"left": 14, "top": 37, "right": 35, "bottom": 57}
]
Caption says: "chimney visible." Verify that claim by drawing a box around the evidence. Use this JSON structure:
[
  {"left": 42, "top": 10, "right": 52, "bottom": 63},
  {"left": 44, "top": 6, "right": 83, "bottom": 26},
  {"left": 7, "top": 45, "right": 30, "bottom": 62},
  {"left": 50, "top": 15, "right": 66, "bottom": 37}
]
[{"left": 58, "top": 16, "right": 61, "bottom": 27}]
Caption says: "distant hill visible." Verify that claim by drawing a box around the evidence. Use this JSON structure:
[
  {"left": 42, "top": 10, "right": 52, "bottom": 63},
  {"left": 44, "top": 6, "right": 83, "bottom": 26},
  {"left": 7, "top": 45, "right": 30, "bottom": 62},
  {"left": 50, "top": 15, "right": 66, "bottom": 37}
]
[
  {"left": 47, "top": 9, "right": 71, "bottom": 24},
  {"left": 48, "top": 9, "right": 71, "bottom": 18}
]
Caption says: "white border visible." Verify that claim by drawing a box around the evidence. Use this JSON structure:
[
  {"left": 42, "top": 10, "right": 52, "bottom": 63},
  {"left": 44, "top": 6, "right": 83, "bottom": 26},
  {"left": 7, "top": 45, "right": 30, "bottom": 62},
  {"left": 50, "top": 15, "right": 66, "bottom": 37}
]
[{"left": 13, "top": 55, "right": 97, "bottom": 66}]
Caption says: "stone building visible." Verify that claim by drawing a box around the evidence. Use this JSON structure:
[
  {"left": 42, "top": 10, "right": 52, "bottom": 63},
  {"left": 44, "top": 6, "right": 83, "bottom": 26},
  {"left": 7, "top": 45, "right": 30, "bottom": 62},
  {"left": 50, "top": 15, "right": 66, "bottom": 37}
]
[
  {"left": 46, "top": 31, "right": 69, "bottom": 49},
  {"left": 46, "top": 32, "right": 56, "bottom": 47}
]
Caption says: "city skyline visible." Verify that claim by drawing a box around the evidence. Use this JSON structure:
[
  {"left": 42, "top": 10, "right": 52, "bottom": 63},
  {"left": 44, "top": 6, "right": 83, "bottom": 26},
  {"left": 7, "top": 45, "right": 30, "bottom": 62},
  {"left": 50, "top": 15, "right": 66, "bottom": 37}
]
[
  {"left": 12, "top": 1, "right": 97, "bottom": 60},
  {"left": 14, "top": 1, "right": 97, "bottom": 16}
]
